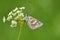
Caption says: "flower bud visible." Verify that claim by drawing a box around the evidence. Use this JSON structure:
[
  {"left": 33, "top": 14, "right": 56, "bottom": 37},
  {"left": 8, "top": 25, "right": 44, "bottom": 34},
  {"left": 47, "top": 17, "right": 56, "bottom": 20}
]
[
  {"left": 10, "top": 20, "right": 17, "bottom": 27},
  {"left": 7, "top": 15, "right": 12, "bottom": 21},
  {"left": 3, "top": 16, "right": 6, "bottom": 23}
]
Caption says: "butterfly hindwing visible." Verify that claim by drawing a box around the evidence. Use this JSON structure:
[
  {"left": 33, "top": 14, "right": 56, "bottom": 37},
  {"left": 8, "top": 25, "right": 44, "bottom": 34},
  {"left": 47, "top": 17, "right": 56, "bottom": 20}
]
[{"left": 25, "top": 14, "right": 43, "bottom": 29}]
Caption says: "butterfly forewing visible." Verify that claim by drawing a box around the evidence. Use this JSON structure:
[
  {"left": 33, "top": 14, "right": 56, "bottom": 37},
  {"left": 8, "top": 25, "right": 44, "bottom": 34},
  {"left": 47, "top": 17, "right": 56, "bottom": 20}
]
[{"left": 25, "top": 14, "right": 43, "bottom": 29}]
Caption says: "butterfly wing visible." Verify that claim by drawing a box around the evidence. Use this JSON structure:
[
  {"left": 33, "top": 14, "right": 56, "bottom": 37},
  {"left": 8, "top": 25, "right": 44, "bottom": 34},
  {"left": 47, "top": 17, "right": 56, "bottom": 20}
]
[{"left": 25, "top": 14, "right": 43, "bottom": 29}]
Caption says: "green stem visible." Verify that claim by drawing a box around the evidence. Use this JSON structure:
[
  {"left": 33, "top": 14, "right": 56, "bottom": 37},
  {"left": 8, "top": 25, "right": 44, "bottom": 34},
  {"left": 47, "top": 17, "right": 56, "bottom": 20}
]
[{"left": 18, "top": 22, "right": 23, "bottom": 40}]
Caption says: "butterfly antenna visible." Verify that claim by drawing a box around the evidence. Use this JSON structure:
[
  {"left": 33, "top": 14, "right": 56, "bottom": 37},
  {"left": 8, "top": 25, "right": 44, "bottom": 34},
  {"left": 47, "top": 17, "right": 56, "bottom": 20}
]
[
  {"left": 25, "top": 13, "right": 30, "bottom": 22},
  {"left": 26, "top": 13, "right": 29, "bottom": 17}
]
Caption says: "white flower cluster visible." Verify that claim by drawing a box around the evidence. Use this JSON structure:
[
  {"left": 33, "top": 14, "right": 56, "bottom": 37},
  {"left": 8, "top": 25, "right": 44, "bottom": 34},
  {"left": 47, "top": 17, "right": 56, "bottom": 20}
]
[{"left": 3, "top": 7, "right": 25, "bottom": 28}]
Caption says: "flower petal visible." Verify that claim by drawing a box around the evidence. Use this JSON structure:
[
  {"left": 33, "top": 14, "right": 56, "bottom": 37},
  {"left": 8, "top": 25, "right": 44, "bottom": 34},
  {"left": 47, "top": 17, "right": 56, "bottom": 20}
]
[
  {"left": 7, "top": 15, "right": 12, "bottom": 21},
  {"left": 10, "top": 20, "right": 17, "bottom": 27},
  {"left": 8, "top": 11, "right": 12, "bottom": 16},
  {"left": 13, "top": 7, "right": 18, "bottom": 12},
  {"left": 3, "top": 16, "right": 6, "bottom": 23},
  {"left": 18, "top": 13, "right": 24, "bottom": 17},
  {"left": 19, "top": 7, "right": 25, "bottom": 10}
]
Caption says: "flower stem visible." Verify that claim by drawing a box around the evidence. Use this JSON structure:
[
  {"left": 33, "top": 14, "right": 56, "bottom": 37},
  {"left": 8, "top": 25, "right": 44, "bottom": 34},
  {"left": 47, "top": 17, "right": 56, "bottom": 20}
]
[{"left": 18, "top": 22, "right": 23, "bottom": 40}]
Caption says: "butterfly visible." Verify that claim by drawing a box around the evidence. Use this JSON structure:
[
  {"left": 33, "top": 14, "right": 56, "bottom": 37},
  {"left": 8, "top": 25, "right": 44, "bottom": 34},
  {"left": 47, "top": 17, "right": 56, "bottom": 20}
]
[{"left": 25, "top": 14, "right": 43, "bottom": 29}]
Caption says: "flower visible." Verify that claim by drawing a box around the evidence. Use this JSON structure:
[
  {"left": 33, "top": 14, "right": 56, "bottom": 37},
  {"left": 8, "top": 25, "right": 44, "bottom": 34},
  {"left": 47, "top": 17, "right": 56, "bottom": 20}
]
[
  {"left": 8, "top": 11, "right": 12, "bottom": 16},
  {"left": 14, "top": 15, "right": 21, "bottom": 21},
  {"left": 10, "top": 20, "right": 17, "bottom": 27},
  {"left": 19, "top": 7, "right": 25, "bottom": 10},
  {"left": 13, "top": 7, "right": 18, "bottom": 12},
  {"left": 3, "top": 7, "right": 26, "bottom": 28},
  {"left": 7, "top": 15, "right": 12, "bottom": 21},
  {"left": 14, "top": 13, "right": 24, "bottom": 21},
  {"left": 16, "top": 10, "right": 22, "bottom": 14},
  {"left": 20, "top": 17, "right": 25, "bottom": 21},
  {"left": 12, "top": 13, "right": 17, "bottom": 16},
  {"left": 3, "top": 16, "right": 6, "bottom": 23},
  {"left": 18, "top": 13, "right": 24, "bottom": 17}
]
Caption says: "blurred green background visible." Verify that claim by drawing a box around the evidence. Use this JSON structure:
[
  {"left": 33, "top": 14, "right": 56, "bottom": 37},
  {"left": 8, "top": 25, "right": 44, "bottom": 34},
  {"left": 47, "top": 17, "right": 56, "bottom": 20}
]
[{"left": 0, "top": 0, "right": 60, "bottom": 40}]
